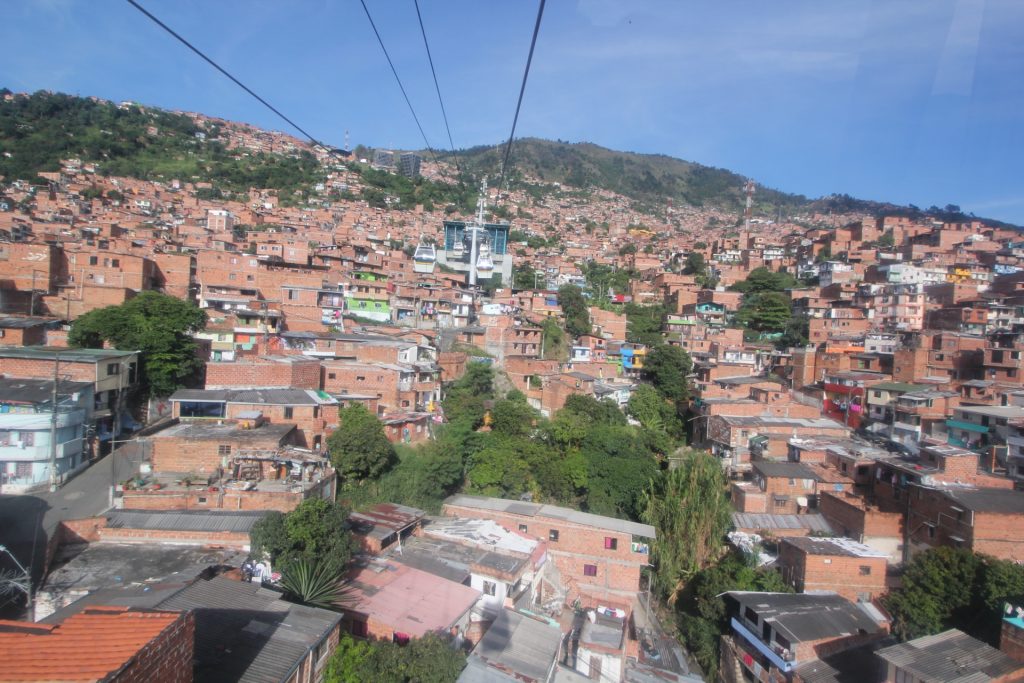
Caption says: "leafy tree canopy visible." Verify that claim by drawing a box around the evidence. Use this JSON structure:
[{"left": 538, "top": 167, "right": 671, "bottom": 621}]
[
  {"left": 327, "top": 403, "right": 397, "bottom": 484},
  {"left": 729, "top": 266, "right": 798, "bottom": 294},
  {"left": 67, "top": 291, "right": 206, "bottom": 397},
  {"left": 324, "top": 633, "right": 466, "bottom": 683},
  {"left": 624, "top": 303, "right": 666, "bottom": 348},
  {"left": 642, "top": 344, "right": 693, "bottom": 404},
  {"left": 557, "top": 284, "right": 591, "bottom": 338},
  {"left": 249, "top": 498, "right": 356, "bottom": 572},
  {"left": 736, "top": 292, "right": 793, "bottom": 333},
  {"left": 884, "top": 547, "right": 1024, "bottom": 644}
]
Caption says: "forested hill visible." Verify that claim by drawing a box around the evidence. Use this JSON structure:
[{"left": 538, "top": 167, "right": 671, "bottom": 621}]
[
  {"left": 444, "top": 137, "right": 1012, "bottom": 227},
  {"left": 0, "top": 90, "right": 321, "bottom": 203}
]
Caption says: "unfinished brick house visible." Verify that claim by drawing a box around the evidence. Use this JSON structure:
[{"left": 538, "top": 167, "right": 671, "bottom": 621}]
[{"left": 442, "top": 494, "right": 655, "bottom": 609}]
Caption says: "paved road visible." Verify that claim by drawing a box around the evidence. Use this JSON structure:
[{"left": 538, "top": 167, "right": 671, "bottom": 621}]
[{"left": 0, "top": 440, "right": 145, "bottom": 609}]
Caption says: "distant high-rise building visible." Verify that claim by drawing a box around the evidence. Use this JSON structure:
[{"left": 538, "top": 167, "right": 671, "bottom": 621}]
[
  {"left": 372, "top": 149, "right": 395, "bottom": 169},
  {"left": 398, "top": 152, "right": 422, "bottom": 179}
]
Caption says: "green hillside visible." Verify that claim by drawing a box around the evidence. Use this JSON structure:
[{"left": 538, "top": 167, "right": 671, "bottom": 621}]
[
  {"left": 443, "top": 138, "right": 1013, "bottom": 227},
  {"left": 0, "top": 90, "right": 321, "bottom": 202}
]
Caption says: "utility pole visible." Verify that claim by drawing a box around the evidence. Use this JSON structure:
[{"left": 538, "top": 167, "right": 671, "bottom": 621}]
[{"left": 48, "top": 354, "right": 60, "bottom": 493}]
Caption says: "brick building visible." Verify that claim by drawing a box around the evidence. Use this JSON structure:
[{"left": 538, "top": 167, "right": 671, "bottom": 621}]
[
  {"left": 720, "top": 592, "right": 889, "bottom": 683},
  {"left": 776, "top": 536, "right": 888, "bottom": 602},
  {"left": 0, "top": 606, "right": 195, "bottom": 683},
  {"left": 442, "top": 494, "right": 655, "bottom": 607},
  {"left": 905, "top": 486, "right": 1024, "bottom": 562},
  {"left": 0, "top": 346, "right": 138, "bottom": 444},
  {"left": 170, "top": 387, "right": 338, "bottom": 449}
]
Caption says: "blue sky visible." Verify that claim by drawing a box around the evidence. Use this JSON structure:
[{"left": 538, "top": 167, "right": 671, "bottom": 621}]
[{"left": 5, "top": 0, "right": 1023, "bottom": 223}]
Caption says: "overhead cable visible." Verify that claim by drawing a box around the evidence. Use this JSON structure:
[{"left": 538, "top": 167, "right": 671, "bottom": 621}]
[
  {"left": 124, "top": 0, "right": 327, "bottom": 149},
  {"left": 495, "top": 0, "right": 546, "bottom": 198}
]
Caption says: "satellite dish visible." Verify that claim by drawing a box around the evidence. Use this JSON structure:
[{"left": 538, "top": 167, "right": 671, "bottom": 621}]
[{"left": 797, "top": 497, "right": 809, "bottom": 507}]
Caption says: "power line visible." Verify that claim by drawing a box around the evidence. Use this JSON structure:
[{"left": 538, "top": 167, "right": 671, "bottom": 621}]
[
  {"left": 358, "top": 0, "right": 444, "bottom": 174},
  {"left": 124, "top": 0, "right": 327, "bottom": 149},
  {"left": 413, "top": 0, "right": 461, "bottom": 179},
  {"left": 496, "top": 0, "right": 546, "bottom": 199}
]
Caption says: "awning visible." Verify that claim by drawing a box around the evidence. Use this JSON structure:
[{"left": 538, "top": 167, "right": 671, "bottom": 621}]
[{"left": 946, "top": 419, "right": 989, "bottom": 434}]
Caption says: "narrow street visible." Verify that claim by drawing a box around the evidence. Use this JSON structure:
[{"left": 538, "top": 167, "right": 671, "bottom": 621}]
[{"left": 0, "top": 440, "right": 145, "bottom": 610}]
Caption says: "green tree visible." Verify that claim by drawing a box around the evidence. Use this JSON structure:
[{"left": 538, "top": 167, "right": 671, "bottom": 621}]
[
  {"left": 249, "top": 498, "right": 356, "bottom": 571},
  {"left": 324, "top": 633, "right": 466, "bottom": 683},
  {"left": 557, "top": 284, "right": 591, "bottom": 338},
  {"left": 624, "top": 303, "right": 666, "bottom": 348},
  {"left": 683, "top": 252, "right": 706, "bottom": 277},
  {"left": 884, "top": 548, "right": 1024, "bottom": 644},
  {"left": 327, "top": 404, "right": 397, "bottom": 484},
  {"left": 68, "top": 290, "right": 207, "bottom": 397},
  {"left": 562, "top": 394, "right": 627, "bottom": 426},
  {"left": 642, "top": 344, "right": 693, "bottom": 404},
  {"left": 540, "top": 317, "right": 568, "bottom": 361},
  {"left": 729, "top": 266, "right": 797, "bottom": 294},
  {"left": 736, "top": 292, "right": 792, "bottom": 333},
  {"left": 513, "top": 262, "right": 538, "bottom": 290},
  {"left": 442, "top": 362, "right": 494, "bottom": 426},
  {"left": 627, "top": 384, "right": 683, "bottom": 437},
  {"left": 640, "top": 450, "right": 731, "bottom": 603},
  {"left": 489, "top": 393, "right": 537, "bottom": 438}
]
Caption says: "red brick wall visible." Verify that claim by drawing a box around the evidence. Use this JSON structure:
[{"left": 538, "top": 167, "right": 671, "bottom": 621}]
[
  {"left": 0, "top": 356, "right": 95, "bottom": 381},
  {"left": 121, "top": 475, "right": 333, "bottom": 513},
  {"left": 99, "top": 526, "right": 250, "bottom": 549},
  {"left": 149, "top": 431, "right": 291, "bottom": 473},
  {"left": 777, "top": 543, "right": 887, "bottom": 602},
  {"left": 112, "top": 610, "right": 195, "bottom": 683},
  {"left": 205, "top": 359, "right": 322, "bottom": 389},
  {"left": 442, "top": 502, "right": 648, "bottom": 598},
  {"left": 1002, "top": 620, "right": 1024, "bottom": 663},
  {"left": 819, "top": 492, "right": 904, "bottom": 540},
  {"left": 909, "top": 488, "right": 1024, "bottom": 562}
]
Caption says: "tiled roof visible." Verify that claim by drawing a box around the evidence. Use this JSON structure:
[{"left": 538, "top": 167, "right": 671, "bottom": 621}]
[{"left": 0, "top": 606, "right": 184, "bottom": 682}]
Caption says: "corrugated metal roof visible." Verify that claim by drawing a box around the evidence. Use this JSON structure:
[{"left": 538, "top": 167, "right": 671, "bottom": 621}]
[
  {"left": 156, "top": 576, "right": 341, "bottom": 683},
  {"left": 732, "top": 512, "right": 834, "bottom": 533},
  {"left": 458, "top": 609, "right": 560, "bottom": 683},
  {"left": 876, "top": 629, "right": 1024, "bottom": 682},
  {"left": 444, "top": 494, "right": 656, "bottom": 538},
  {"left": 107, "top": 509, "right": 269, "bottom": 534}
]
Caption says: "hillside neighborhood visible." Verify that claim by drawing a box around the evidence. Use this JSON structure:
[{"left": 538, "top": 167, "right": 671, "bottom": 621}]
[{"left": 2, "top": 90, "right": 1024, "bottom": 683}]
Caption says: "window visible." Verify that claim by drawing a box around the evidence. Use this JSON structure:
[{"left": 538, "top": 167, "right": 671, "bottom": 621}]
[
  {"left": 218, "top": 444, "right": 231, "bottom": 456},
  {"left": 583, "top": 564, "right": 597, "bottom": 577},
  {"left": 604, "top": 537, "right": 618, "bottom": 550},
  {"left": 111, "top": 259, "right": 120, "bottom": 268},
  {"left": 106, "top": 363, "right": 120, "bottom": 376},
  {"left": 549, "top": 529, "right": 559, "bottom": 542},
  {"left": 823, "top": 558, "right": 832, "bottom": 564},
  {"left": 18, "top": 432, "right": 34, "bottom": 446},
  {"left": 356, "top": 376, "right": 365, "bottom": 382},
  {"left": 859, "top": 565, "right": 872, "bottom": 576},
  {"left": 197, "top": 496, "right": 207, "bottom": 504},
  {"left": 284, "top": 407, "right": 293, "bottom": 419},
  {"left": 927, "top": 524, "right": 936, "bottom": 539},
  {"left": 328, "top": 373, "right": 336, "bottom": 380},
  {"left": 518, "top": 524, "right": 528, "bottom": 533},
  {"left": 744, "top": 607, "right": 758, "bottom": 625},
  {"left": 89, "top": 256, "right": 98, "bottom": 265},
  {"left": 774, "top": 499, "right": 787, "bottom": 508},
  {"left": 482, "top": 580, "right": 497, "bottom": 596}
]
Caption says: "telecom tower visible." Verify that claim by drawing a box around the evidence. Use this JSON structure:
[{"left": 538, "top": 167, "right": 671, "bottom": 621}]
[
  {"left": 344, "top": 130, "right": 350, "bottom": 153},
  {"left": 743, "top": 180, "right": 756, "bottom": 232}
]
